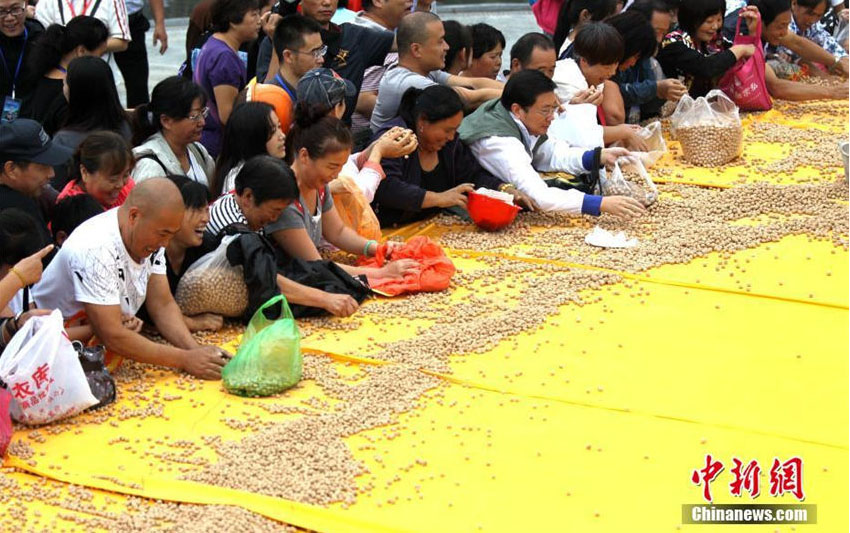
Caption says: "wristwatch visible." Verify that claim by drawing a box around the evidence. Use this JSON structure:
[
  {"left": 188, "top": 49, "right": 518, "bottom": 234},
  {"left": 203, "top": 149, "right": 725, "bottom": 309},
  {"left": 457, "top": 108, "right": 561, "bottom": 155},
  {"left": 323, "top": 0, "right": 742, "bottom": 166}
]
[{"left": 498, "top": 183, "right": 515, "bottom": 193}]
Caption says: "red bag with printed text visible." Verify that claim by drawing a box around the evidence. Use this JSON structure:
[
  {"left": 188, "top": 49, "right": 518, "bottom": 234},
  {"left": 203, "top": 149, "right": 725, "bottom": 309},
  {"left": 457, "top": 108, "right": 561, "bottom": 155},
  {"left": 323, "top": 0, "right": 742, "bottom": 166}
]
[
  {"left": 357, "top": 236, "right": 455, "bottom": 296},
  {"left": 719, "top": 12, "right": 772, "bottom": 111}
]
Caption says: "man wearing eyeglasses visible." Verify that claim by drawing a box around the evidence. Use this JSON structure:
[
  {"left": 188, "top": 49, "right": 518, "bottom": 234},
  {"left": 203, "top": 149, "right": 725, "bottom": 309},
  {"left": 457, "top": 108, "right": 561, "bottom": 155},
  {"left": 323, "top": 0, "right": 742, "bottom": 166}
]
[
  {"left": 0, "top": 0, "right": 44, "bottom": 107},
  {"left": 269, "top": 14, "right": 325, "bottom": 102},
  {"left": 258, "top": 0, "right": 395, "bottom": 124},
  {"left": 458, "top": 70, "right": 646, "bottom": 220}
]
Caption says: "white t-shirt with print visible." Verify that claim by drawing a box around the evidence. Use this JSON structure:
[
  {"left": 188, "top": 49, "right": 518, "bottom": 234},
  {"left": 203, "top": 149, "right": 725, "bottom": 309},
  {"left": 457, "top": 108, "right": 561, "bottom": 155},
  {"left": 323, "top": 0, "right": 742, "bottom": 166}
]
[
  {"left": 33, "top": 208, "right": 166, "bottom": 318},
  {"left": 36, "top": 0, "right": 131, "bottom": 42}
]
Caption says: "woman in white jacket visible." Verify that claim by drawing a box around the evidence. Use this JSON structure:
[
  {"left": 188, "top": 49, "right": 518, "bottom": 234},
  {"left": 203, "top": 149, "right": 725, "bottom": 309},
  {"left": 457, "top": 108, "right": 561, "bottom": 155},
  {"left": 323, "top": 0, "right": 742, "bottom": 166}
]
[{"left": 130, "top": 76, "right": 215, "bottom": 188}]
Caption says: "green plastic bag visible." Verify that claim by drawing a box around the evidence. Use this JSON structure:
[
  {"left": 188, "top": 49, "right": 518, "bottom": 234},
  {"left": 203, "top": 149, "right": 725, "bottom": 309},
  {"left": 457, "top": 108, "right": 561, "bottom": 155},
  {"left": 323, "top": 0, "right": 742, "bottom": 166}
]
[{"left": 222, "top": 295, "right": 302, "bottom": 397}]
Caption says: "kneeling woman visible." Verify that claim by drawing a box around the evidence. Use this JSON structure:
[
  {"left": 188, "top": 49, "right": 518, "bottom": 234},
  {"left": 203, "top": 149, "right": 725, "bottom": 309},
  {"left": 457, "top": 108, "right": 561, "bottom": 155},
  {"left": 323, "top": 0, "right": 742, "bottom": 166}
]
[
  {"left": 266, "top": 116, "right": 418, "bottom": 281},
  {"left": 160, "top": 175, "right": 223, "bottom": 332},
  {"left": 207, "top": 155, "right": 364, "bottom": 317},
  {"left": 371, "top": 85, "right": 535, "bottom": 226}
]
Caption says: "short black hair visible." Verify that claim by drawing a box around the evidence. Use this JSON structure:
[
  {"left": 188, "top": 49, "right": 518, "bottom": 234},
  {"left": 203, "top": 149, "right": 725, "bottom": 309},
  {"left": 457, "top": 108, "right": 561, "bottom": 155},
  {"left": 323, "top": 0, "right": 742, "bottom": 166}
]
[
  {"left": 573, "top": 22, "right": 624, "bottom": 66},
  {"left": 794, "top": 0, "right": 828, "bottom": 8},
  {"left": 273, "top": 14, "right": 323, "bottom": 59},
  {"left": 470, "top": 23, "right": 505, "bottom": 59},
  {"left": 606, "top": 11, "right": 657, "bottom": 62},
  {"left": 210, "top": 0, "right": 260, "bottom": 33},
  {"left": 50, "top": 195, "right": 104, "bottom": 242},
  {"left": 397, "top": 11, "right": 441, "bottom": 56},
  {"left": 501, "top": 69, "right": 557, "bottom": 110},
  {"left": 677, "top": 0, "right": 725, "bottom": 37},
  {"left": 628, "top": 0, "right": 677, "bottom": 19},
  {"left": 235, "top": 155, "right": 298, "bottom": 205},
  {"left": 510, "top": 32, "right": 555, "bottom": 66},
  {"left": 166, "top": 174, "right": 212, "bottom": 210},
  {"left": 443, "top": 20, "right": 472, "bottom": 69},
  {"left": 748, "top": 0, "right": 791, "bottom": 24},
  {"left": 0, "top": 209, "right": 47, "bottom": 265}
]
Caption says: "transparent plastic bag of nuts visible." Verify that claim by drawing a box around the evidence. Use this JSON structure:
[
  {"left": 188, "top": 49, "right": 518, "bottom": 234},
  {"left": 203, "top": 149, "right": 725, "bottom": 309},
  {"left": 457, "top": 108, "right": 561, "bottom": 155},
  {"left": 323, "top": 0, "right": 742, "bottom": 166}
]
[
  {"left": 599, "top": 156, "right": 659, "bottom": 207},
  {"left": 670, "top": 89, "right": 743, "bottom": 167},
  {"left": 175, "top": 235, "right": 249, "bottom": 318},
  {"left": 222, "top": 295, "right": 302, "bottom": 398},
  {"left": 614, "top": 121, "right": 667, "bottom": 168}
]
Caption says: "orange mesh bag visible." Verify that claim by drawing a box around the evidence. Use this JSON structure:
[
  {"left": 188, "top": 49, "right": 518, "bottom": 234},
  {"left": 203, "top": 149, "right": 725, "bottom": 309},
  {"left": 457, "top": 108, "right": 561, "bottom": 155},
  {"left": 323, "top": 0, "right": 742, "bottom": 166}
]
[
  {"left": 329, "top": 176, "right": 382, "bottom": 241},
  {"left": 357, "top": 236, "right": 455, "bottom": 296}
]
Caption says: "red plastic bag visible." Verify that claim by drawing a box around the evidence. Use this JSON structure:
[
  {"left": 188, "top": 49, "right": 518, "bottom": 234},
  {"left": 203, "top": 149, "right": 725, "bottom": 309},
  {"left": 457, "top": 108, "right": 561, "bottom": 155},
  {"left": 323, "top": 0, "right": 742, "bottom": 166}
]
[
  {"left": 0, "top": 388, "right": 11, "bottom": 457},
  {"left": 357, "top": 236, "right": 455, "bottom": 296},
  {"left": 719, "top": 13, "right": 772, "bottom": 111}
]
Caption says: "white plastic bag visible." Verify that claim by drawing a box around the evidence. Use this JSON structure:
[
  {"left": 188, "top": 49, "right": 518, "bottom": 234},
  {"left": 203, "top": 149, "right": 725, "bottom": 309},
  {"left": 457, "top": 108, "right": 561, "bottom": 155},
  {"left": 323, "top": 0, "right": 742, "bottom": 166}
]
[
  {"left": 599, "top": 156, "right": 658, "bottom": 207},
  {"left": 0, "top": 310, "right": 97, "bottom": 425},
  {"left": 670, "top": 90, "right": 743, "bottom": 167},
  {"left": 613, "top": 121, "right": 668, "bottom": 168},
  {"left": 175, "top": 235, "right": 248, "bottom": 317}
]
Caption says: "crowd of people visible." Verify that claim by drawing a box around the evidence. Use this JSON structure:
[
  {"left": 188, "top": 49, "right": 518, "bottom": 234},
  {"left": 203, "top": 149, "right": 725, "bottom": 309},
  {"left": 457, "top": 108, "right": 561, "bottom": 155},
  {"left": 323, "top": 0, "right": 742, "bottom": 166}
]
[{"left": 0, "top": 0, "right": 847, "bottom": 381}]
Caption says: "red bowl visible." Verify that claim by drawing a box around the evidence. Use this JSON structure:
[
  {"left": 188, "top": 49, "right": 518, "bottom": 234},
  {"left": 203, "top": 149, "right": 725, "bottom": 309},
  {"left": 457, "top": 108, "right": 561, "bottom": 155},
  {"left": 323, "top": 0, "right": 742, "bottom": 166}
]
[{"left": 467, "top": 190, "right": 521, "bottom": 231}]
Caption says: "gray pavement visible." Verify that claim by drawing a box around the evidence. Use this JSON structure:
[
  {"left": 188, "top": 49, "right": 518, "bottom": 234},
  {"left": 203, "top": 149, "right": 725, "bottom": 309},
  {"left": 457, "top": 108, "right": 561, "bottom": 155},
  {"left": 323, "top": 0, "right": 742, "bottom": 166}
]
[{"left": 111, "top": 4, "right": 539, "bottom": 105}]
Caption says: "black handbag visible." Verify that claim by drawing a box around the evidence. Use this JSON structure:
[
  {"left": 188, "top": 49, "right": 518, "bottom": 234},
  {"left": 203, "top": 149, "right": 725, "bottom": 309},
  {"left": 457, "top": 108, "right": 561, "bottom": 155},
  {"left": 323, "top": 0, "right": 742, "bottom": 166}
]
[{"left": 72, "top": 341, "right": 116, "bottom": 410}]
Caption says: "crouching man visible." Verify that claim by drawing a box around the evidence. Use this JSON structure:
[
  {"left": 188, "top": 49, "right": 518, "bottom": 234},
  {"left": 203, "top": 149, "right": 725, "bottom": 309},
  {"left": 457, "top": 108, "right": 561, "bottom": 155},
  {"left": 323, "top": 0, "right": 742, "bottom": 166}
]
[
  {"left": 34, "top": 178, "right": 230, "bottom": 380},
  {"left": 457, "top": 69, "right": 646, "bottom": 220}
]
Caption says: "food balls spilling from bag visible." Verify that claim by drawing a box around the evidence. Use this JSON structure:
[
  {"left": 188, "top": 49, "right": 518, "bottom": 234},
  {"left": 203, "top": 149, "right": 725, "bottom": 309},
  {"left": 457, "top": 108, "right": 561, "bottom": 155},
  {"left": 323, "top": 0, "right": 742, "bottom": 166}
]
[
  {"left": 600, "top": 157, "right": 659, "bottom": 208},
  {"left": 671, "top": 90, "right": 743, "bottom": 167},
  {"left": 222, "top": 296, "right": 302, "bottom": 398},
  {"left": 175, "top": 235, "right": 249, "bottom": 318}
]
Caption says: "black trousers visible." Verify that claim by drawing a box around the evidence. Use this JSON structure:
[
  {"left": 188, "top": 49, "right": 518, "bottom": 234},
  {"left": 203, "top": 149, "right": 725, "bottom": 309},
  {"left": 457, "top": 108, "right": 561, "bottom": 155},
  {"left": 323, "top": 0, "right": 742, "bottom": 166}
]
[{"left": 114, "top": 11, "right": 151, "bottom": 108}]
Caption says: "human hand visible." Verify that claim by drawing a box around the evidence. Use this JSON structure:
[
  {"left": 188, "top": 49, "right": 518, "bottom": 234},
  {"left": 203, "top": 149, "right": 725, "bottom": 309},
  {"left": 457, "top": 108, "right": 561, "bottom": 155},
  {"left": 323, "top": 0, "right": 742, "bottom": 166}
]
[
  {"left": 182, "top": 346, "right": 230, "bottom": 380},
  {"left": 570, "top": 86, "right": 604, "bottom": 106},
  {"left": 121, "top": 314, "right": 144, "bottom": 333},
  {"left": 10, "top": 244, "right": 53, "bottom": 287},
  {"left": 600, "top": 196, "right": 646, "bottom": 220},
  {"left": 188, "top": 313, "right": 224, "bottom": 332},
  {"left": 436, "top": 183, "right": 475, "bottom": 208},
  {"left": 323, "top": 293, "right": 359, "bottom": 317},
  {"left": 828, "top": 82, "right": 849, "bottom": 100},
  {"left": 600, "top": 147, "right": 631, "bottom": 167},
  {"left": 731, "top": 44, "right": 756, "bottom": 60},
  {"left": 739, "top": 5, "right": 760, "bottom": 36},
  {"left": 380, "top": 259, "right": 419, "bottom": 279},
  {"left": 499, "top": 184, "right": 539, "bottom": 211},
  {"left": 16, "top": 309, "right": 52, "bottom": 329},
  {"left": 153, "top": 23, "right": 168, "bottom": 54},
  {"left": 261, "top": 12, "right": 283, "bottom": 40},
  {"left": 656, "top": 78, "right": 687, "bottom": 101},
  {"left": 374, "top": 127, "right": 418, "bottom": 159}
]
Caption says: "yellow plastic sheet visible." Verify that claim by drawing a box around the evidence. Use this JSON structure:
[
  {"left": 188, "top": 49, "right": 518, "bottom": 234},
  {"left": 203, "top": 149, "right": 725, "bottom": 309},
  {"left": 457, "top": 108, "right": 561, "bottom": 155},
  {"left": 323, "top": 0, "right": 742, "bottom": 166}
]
[{"left": 1, "top": 99, "right": 847, "bottom": 532}]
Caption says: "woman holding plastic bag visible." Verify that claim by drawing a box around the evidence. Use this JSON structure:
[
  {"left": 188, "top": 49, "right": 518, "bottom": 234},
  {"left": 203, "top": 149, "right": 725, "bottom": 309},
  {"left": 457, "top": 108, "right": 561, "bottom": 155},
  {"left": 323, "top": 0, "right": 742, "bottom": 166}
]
[
  {"left": 732, "top": 2, "right": 848, "bottom": 101},
  {"left": 657, "top": 0, "right": 757, "bottom": 97}
]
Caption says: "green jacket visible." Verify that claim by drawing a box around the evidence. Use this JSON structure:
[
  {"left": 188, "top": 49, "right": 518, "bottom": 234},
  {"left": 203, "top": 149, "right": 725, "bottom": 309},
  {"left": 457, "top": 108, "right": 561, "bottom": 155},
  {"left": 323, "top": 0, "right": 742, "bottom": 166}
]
[{"left": 457, "top": 98, "right": 547, "bottom": 157}]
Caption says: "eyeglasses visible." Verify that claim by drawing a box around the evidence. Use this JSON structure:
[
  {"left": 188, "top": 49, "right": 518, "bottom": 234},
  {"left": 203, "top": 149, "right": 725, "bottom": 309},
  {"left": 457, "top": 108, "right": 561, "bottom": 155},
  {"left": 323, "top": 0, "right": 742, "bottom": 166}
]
[
  {"left": 531, "top": 106, "right": 560, "bottom": 119},
  {"left": 186, "top": 107, "right": 209, "bottom": 122},
  {"left": 0, "top": 5, "right": 25, "bottom": 18},
  {"left": 288, "top": 45, "right": 328, "bottom": 61}
]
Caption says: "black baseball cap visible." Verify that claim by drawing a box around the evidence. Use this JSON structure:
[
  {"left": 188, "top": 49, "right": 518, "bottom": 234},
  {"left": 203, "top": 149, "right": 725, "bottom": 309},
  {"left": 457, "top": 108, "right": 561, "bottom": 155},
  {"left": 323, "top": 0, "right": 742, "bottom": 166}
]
[
  {"left": 297, "top": 68, "right": 356, "bottom": 111},
  {"left": 0, "top": 119, "right": 73, "bottom": 166}
]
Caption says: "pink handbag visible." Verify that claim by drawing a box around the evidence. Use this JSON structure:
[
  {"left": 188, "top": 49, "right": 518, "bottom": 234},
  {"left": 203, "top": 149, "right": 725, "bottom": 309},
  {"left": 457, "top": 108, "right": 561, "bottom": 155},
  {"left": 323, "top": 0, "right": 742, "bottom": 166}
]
[
  {"left": 719, "top": 12, "right": 772, "bottom": 111},
  {"left": 0, "top": 388, "right": 12, "bottom": 457}
]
